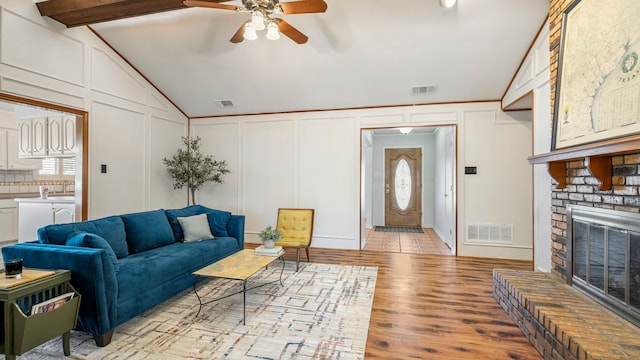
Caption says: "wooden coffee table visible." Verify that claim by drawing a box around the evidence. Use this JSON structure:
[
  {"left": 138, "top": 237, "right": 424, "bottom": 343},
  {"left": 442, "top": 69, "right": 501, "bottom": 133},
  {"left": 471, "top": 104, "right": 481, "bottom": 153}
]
[{"left": 193, "top": 249, "right": 284, "bottom": 324}]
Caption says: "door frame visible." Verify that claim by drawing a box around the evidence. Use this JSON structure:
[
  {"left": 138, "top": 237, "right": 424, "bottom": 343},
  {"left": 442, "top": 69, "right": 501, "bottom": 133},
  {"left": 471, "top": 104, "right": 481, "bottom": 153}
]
[
  {"left": 0, "top": 92, "right": 88, "bottom": 221},
  {"left": 359, "top": 125, "right": 458, "bottom": 254}
]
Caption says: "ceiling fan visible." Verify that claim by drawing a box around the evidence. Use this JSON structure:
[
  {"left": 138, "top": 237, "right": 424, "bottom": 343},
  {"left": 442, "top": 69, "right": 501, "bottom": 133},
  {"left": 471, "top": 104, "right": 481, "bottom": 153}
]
[{"left": 183, "top": 0, "right": 328, "bottom": 44}]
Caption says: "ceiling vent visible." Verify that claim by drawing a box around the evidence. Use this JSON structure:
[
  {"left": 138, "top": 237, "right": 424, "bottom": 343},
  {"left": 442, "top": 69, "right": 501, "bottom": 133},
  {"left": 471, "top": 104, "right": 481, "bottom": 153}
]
[
  {"left": 411, "top": 85, "right": 437, "bottom": 96},
  {"left": 215, "top": 100, "right": 235, "bottom": 108}
]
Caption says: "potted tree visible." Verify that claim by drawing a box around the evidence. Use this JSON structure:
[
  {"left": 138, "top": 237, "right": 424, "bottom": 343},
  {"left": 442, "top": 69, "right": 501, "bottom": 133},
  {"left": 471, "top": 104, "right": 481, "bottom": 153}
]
[
  {"left": 258, "top": 225, "right": 283, "bottom": 249},
  {"left": 163, "top": 136, "right": 230, "bottom": 205}
]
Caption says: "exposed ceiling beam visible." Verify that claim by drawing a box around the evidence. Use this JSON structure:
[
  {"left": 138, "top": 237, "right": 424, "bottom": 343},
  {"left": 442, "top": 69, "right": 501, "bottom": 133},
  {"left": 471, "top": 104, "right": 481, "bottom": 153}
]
[{"left": 36, "top": 0, "right": 226, "bottom": 27}]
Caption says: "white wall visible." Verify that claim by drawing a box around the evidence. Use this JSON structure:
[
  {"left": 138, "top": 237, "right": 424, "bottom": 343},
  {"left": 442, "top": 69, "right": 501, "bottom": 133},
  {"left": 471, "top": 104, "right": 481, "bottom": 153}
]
[
  {"left": 193, "top": 102, "right": 533, "bottom": 260},
  {"left": 370, "top": 132, "right": 436, "bottom": 228},
  {"left": 460, "top": 110, "right": 532, "bottom": 259},
  {"left": 503, "top": 21, "right": 552, "bottom": 271},
  {"left": 0, "top": 1, "right": 189, "bottom": 218},
  {"left": 192, "top": 115, "right": 357, "bottom": 249}
]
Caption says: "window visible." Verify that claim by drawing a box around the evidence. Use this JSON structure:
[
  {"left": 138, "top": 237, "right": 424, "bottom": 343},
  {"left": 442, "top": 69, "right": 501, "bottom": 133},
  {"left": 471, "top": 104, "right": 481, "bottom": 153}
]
[
  {"left": 394, "top": 159, "right": 412, "bottom": 210},
  {"left": 39, "top": 158, "right": 75, "bottom": 176}
]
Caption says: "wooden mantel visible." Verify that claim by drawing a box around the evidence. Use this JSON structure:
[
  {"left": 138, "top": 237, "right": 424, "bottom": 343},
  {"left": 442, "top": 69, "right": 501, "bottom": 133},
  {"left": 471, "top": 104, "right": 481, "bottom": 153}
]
[{"left": 528, "top": 135, "right": 640, "bottom": 190}]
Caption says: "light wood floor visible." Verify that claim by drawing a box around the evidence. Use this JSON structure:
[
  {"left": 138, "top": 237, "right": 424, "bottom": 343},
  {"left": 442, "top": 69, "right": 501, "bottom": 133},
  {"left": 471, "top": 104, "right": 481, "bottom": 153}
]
[
  {"left": 257, "top": 245, "right": 541, "bottom": 359},
  {"left": 363, "top": 228, "right": 453, "bottom": 255}
]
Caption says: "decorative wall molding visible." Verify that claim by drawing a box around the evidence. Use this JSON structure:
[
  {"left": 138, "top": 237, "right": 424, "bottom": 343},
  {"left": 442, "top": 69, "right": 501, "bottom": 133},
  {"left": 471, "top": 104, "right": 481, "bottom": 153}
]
[
  {"left": 409, "top": 111, "right": 457, "bottom": 124},
  {"left": 1, "top": 76, "right": 84, "bottom": 109},
  {"left": 90, "top": 48, "right": 146, "bottom": 105},
  {"left": 1, "top": 8, "right": 84, "bottom": 87},
  {"left": 361, "top": 114, "right": 404, "bottom": 126},
  {"left": 149, "top": 93, "right": 170, "bottom": 112}
]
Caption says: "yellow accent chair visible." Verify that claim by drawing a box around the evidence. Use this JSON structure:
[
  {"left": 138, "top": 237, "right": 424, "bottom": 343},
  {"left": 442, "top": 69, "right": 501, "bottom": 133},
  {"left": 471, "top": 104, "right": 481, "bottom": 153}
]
[{"left": 275, "top": 208, "right": 315, "bottom": 271}]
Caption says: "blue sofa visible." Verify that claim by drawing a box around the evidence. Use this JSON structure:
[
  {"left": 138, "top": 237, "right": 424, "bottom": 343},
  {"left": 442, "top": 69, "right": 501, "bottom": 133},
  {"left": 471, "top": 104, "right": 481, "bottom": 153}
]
[{"left": 2, "top": 205, "right": 244, "bottom": 347}]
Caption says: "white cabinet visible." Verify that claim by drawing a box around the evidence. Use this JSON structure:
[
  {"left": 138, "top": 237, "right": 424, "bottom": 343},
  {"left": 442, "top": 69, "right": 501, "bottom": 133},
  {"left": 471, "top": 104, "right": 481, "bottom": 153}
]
[
  {"left": 17, "top": 198, "right": 75, "bottom": 243},
  {"left": 7, "top": 130, "right": 41, "bottom": 169},
  {"left": 0, "top": 129, "right": 41, "bottom": 170},
  {"left": 0, "top": 200, "right": 18, "bottom": 243},
  {"left": 0, "top": 130, "right": 6, "bottom": 170},
  {"left": 47, "top": 115, "right": 76, "bottom": 156},
  {"left": 17, "top": 115, "right": 76, "bottom": 158}
]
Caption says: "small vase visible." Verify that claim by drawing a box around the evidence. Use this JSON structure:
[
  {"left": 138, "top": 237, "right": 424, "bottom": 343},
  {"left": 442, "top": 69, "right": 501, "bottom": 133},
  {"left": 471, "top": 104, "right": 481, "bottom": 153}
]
[{"left": 264, "top": 239, "right": 275, "bottom": 249}]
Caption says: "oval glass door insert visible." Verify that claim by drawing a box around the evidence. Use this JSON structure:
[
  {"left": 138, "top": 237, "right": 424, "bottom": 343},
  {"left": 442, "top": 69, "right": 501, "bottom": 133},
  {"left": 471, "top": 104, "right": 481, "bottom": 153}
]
[{"left": 394, "top": 159, "right": 412, "bottom": 210}]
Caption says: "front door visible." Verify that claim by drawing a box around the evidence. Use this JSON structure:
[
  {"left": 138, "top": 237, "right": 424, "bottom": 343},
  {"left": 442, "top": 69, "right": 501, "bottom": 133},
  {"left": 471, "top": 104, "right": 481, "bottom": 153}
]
[{"left": 385, "top": 148, "right": 422, "bottom": 227}]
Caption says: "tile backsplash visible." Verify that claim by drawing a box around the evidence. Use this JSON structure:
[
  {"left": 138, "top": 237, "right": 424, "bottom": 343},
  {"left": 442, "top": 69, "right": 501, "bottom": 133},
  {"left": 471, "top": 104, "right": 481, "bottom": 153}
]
[
  {"left": 0, "top": 170, "right": 74, "bottom": 195},
  {"left": 0, "top": 170, "right": 35, "bottom": 182}
]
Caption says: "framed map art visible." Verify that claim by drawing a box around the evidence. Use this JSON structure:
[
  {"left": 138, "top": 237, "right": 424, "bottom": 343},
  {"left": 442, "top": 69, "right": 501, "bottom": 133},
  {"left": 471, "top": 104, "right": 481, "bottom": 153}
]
[{"left": 552, "top": 0, "right": 640, "bottom": 150}]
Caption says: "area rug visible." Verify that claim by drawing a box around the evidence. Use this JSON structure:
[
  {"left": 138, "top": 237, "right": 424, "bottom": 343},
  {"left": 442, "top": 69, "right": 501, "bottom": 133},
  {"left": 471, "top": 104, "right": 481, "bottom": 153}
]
[
  {"left": 374, "top": 226, "right": 423, "bottom": 233},
  {"left": 19, "top": 262, "right": 377, "bottom": 360}
]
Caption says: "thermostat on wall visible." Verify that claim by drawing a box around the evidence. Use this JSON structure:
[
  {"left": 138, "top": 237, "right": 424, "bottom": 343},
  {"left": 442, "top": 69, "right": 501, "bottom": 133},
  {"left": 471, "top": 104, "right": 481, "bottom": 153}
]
[{"left": 465, "top": 166, "right": 477, "bottom": 175}]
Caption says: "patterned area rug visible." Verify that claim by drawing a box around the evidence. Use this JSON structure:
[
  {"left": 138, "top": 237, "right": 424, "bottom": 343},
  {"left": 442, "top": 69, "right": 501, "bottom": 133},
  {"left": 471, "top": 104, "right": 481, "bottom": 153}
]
[
  {"left": 20, "top": 262, "right": 377, "bottom": 359},
  {"left": 374, "top": 226, "right": 424, "bottom": 233}
]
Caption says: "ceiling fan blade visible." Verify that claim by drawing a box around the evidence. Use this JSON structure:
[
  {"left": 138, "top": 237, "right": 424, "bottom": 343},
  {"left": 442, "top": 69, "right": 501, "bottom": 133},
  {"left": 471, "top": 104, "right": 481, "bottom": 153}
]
[
  {"left": 230, "top": 23, "right": 246, "bottom": 43},
  {"left": 277, "top": 19, "right": 308, "bottom": 44},
  {"left": 278, "top": 0, "right": 327, "bottom": 14},
  {"left": 183, "top": 0, "right": 239, "bottom": 11}
]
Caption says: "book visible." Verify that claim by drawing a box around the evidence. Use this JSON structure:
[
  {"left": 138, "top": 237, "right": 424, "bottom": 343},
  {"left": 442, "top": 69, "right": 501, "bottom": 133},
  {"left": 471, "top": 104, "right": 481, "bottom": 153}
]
[
  {"left": 31, "top": 292, "right": 74, "bottom": 314},
  {"left": 255, "top": 245, "right": 284, "bottom": 256}
]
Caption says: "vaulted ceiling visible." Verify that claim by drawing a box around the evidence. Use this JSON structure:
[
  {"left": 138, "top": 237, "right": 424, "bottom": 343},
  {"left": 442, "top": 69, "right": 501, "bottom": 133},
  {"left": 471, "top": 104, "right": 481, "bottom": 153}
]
[{"left": 36, "top": 0, "right": 549, "bottom": 117}]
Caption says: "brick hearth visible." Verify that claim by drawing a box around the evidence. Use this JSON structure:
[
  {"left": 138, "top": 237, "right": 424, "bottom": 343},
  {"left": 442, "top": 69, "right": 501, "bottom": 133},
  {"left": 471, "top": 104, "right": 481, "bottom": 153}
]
[{"left": 493, "top": 270, "right": 640, "bottom": 360}]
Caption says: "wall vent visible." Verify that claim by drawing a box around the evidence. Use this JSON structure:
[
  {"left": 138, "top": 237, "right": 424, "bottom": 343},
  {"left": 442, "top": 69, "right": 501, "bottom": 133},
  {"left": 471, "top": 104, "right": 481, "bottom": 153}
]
[
  {"left": 466, "top": 223, "right": 513, "bottom": 244},
  {"left": 215, "top": 100, "right": 235, "bottom": 108},
  {"left": 411, "top": 85, "right": 437, "bottom": 96}
]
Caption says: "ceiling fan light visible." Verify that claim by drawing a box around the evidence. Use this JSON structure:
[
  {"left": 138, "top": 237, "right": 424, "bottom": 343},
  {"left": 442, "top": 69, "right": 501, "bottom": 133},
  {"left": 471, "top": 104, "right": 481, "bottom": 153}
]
[
  {"left": 440, "top": 0, "right": 456, "bottom": 8},
  {"left": 243, "top": 22, "right": 258, "bottom": 40},
  {"left": 266, "top": 21, "right": 280, "bottom": 40},
  {"left": 251, "top": 11, "right": 265, "bottom": 31}
]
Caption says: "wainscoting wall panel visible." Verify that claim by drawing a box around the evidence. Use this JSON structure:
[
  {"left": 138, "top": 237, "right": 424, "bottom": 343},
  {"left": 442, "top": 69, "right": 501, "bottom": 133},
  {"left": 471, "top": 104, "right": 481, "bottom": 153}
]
[
  {"left": 0, "top": 76, "right": 85, "bottom": 109},
  {"left": 149, "top": 93, "right": 170, "bottom": 113},
  {"left": 298, "top": 117, "right": 356, "bottom": 247},
  {"left": 0, "top": 8, "right": 84, "bottom": 86},
  {"left": 89, "top": 101, "right": 146, "bottom": 218},
  {"left": 192, "top": 122, "right": 241, "bottom": 213},
  {"left": 149, "top": 115, "right": 188, "bottom": 210},
  {"left": 91, "top": 48, "right": 147, "bottom": 105},
  {"left": 409, "top": 111, "right": 458, "bottom": 124},
  {"left": 243, "top": 120, "right": 295, "bottom": 240},
  {"left": 462, "top": 109, "right": 532, "bottom": 259},
  {"left": 361, "top": 114, "right": 404, "bottom": 126}
]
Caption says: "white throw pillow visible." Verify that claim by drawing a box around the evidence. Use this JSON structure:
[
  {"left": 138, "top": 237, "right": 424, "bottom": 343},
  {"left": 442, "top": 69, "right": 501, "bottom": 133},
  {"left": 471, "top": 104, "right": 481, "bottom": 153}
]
[{"left": 177, "top": 213, "right": 214, "bottom": 242}]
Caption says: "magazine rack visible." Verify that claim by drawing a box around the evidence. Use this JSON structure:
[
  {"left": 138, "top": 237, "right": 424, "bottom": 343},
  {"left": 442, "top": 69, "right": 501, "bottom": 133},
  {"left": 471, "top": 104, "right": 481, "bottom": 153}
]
[{"left": 0, "top": 269, "right": 81, "bottom": 359}]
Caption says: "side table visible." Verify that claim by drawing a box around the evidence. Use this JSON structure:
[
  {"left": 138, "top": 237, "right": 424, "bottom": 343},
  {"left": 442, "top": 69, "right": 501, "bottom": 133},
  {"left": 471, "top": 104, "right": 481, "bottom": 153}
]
[{"left": 0, "top": 269, "right": 81, "bottom": 359}]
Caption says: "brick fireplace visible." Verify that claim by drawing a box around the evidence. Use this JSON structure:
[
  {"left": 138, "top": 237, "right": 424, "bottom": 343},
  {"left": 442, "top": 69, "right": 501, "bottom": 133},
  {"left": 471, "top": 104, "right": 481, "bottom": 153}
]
[
  {"left": 551, "top": 155, "right": 640, "bottom": 281},
  {"left": 491, "top": 1, "right": 640, "bottom": 358},
  {"left": 494, "top": 157, "right": 640, "bottom": 359}
]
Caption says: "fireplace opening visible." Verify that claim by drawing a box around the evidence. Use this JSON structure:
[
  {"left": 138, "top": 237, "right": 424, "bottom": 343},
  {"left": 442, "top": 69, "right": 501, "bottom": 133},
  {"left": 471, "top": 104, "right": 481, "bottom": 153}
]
[{"left": 567, "top": 205, "right": 640, "bottom": 327}]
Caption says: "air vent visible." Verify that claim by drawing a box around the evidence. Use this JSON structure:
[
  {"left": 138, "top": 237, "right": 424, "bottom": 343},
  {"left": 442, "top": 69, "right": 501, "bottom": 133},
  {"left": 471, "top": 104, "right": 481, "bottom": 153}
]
[
  {"left": 411, "top": 85, "right": 437, "bottom": 96},
  {"left": 215, "top": 100, "right": 235, "bottom": 108},
  {"left": 466, "top": 223, "right": 513, "bottom": 244}
]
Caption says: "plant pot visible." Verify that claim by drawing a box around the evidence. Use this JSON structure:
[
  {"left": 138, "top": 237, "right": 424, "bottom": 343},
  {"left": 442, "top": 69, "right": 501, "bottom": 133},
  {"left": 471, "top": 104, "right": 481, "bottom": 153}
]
[{"left": 263, "top": 239, "right": 275, "bottom": 249}]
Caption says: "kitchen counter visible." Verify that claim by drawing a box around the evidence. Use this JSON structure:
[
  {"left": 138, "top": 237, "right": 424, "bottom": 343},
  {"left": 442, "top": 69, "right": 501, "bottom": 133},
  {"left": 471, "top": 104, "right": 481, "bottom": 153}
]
[
  {"left": 14, "top": 196, "right": 75, "bottom": 203},
  {"left": 15, "top": 196, "right": 76, "bottom": 242},
  {"left": 0, "top": 192, "right": 75, "bottom": 200}
]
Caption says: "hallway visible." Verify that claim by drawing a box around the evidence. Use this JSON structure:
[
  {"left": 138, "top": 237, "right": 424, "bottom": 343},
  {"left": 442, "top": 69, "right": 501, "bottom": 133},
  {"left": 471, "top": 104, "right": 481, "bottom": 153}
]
[{"left": 363, "top": 228, "right": 453, "bottom": 255}]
